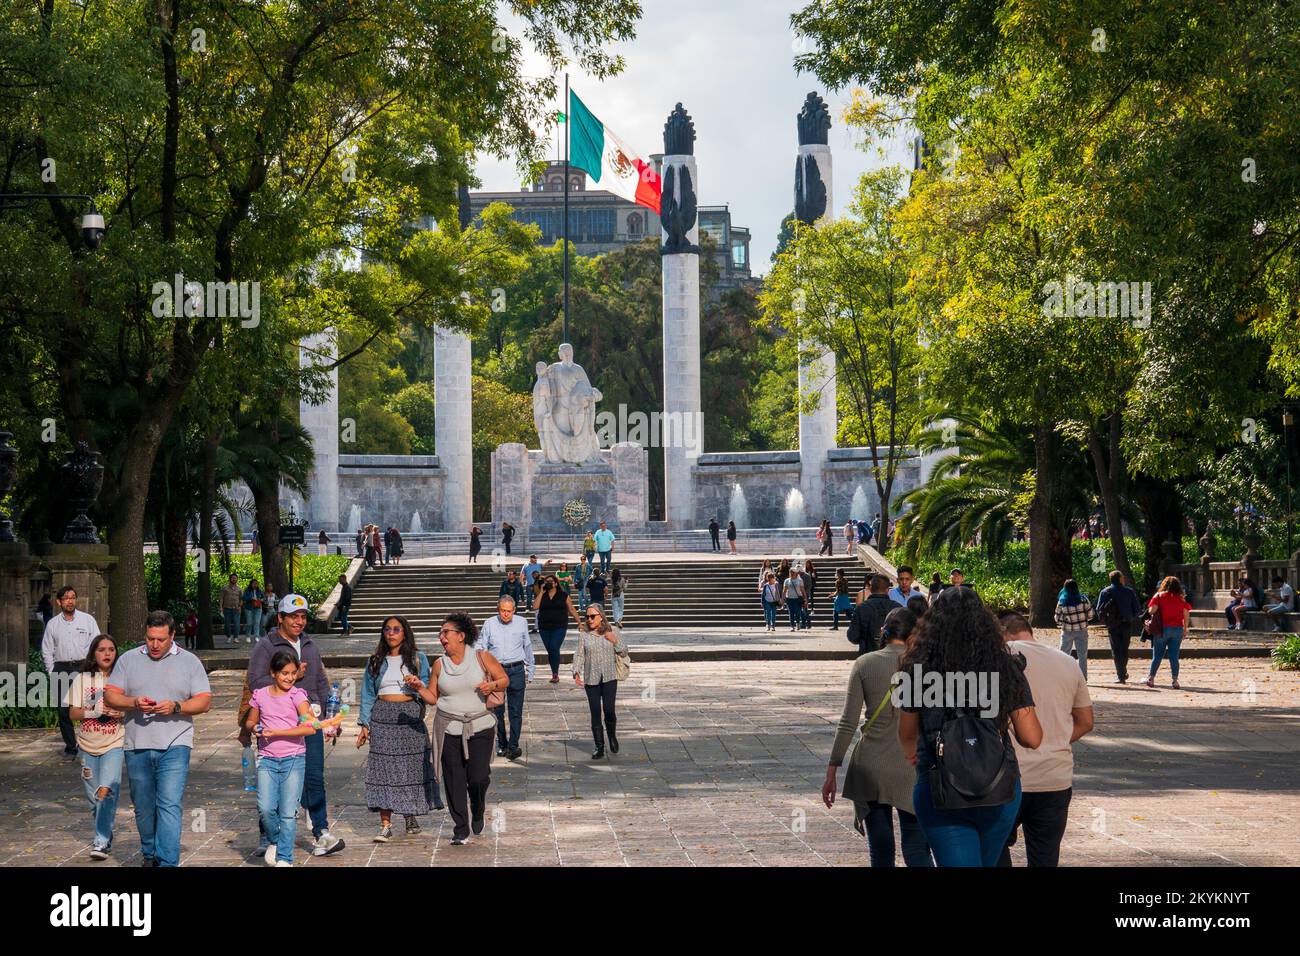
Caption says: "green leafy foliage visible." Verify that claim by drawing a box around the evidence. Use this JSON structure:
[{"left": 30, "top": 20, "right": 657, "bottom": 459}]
[{"left": 144, "top": 553, "right": 350, "bottom": 622}]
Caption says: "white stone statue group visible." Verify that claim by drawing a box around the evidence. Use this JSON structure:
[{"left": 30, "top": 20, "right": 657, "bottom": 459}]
[{"left": 533, "top": 343, "right": 603, "bottom": 464}]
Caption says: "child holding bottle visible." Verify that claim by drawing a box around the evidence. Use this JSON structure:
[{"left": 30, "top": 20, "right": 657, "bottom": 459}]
[{"left": 244, "top": 650, "right": 317, "bottom": 866}]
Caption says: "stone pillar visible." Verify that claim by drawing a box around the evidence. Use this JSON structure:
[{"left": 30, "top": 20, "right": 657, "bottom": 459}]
[
  {"left": 491, "top": 443, "right": 531, "bottom": 548},
  {"left": 795, "top": 92, "right": 837, "bottom": 523},
  {"left": 0, "top": 542, "right": 35, "bottom": 670},
  {"left": 610, "top": 442, "right": 649, "bottom": 529},
  {"left": 37, "top": 544, "right": 118, "bottom": 634},
  {"left": 435, "top": 325, "right": 473, "bottom": 533},
  {"left": 660, "top": 103, "right": 703, "bottom": 529},
  {"left": 299, "top": 330, "right": 339, "bottom": 531}
]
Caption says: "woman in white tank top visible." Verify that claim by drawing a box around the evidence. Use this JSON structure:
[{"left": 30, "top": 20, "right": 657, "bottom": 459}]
[{"left": 407, "top": 611, "right": 507, "bottom": 846}]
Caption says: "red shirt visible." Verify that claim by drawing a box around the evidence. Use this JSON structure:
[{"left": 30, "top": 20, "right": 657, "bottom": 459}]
[{"left": 1148, "top": 591, "right": 1191, "bottom": 628}]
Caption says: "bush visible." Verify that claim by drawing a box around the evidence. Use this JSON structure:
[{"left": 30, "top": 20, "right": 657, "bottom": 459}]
[
  {"left": 0, "top": 646, "right": 58, "bottom": 729},
  {"left": 1271, "top": 635, "right": 1300, "bottom": 671},
  {"left": 144, "top": 553, "right": 351, "bottom": 623}
]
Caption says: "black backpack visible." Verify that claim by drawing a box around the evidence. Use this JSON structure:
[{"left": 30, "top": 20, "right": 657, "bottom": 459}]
[{"left": 927, "top": 708, "right": 1018, "bottom": 809}]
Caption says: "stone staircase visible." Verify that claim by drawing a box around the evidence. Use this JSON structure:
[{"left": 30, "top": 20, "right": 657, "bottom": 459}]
[{"left": 342, "top": 554, "right": 865, "bottom": 635}]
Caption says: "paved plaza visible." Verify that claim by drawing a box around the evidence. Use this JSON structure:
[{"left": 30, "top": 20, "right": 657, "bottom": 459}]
[{"left": 1, "top": 655, "right": 1297, "bottom": 867}]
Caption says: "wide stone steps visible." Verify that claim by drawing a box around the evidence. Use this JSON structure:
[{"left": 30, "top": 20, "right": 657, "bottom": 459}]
[{"left": 341, "top": 556, "right": 863, "bottom": 631}]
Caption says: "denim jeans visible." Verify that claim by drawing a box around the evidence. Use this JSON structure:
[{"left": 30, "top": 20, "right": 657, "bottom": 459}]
[
  {"left": 598, "top": 550, "right": 612, "bottom": 573},
  {"left": 1149, "top": 626, "right": 1184, "bottom": 681},
  {"left": 1059, "top": 629, "right": 1088, "bottom": 679},
  {"left": 577, "top": 585, "right": 589, "bottom": 613},
  {"left": 337, "top": 605, "right": 351, "bottom": 632},
  {"left": 857, "top": 800, "right": 933, "bottom": 867},
  {"left": 763, "top": 601, "right": 779, "bottom": 628},
  {"left": 786, "top": 597, "right": 804, "bottom": 628},
  {"left": 538, "top": 627, "right": 567, "bottom": 678},
  {"left": 832, "top": 600, "right": 855, "bottom": 628},
  {"left": 222, "top": 608, "right": 240, "bottom": 639},
  {"left": 257, "top": 754, "right": 307, "bottom": 864},
  {"left": 242, "top": 608, "right": 261, "bottom": 638},
  {"left": 912, "top": 773, "right": 1022, "bottom": 867},
  {"left": 493, "top": 663, "right": 527, "bottom": 751},
  {"left": 611, "top": 595, "right": 624, "bottom": 623},
  {"left": 80, "top": 747, "right": 124, "bottom": 850},
  {"left": 125, "top": 746, "right": 192, "bottom": 867},
  {"left": 302, "top": 730, "right": 329, "bottom": 838}
]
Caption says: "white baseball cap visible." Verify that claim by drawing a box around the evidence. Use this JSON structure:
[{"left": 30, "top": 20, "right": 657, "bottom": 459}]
[{"left": 278, "top": 594, "right": 310, "bottom": 614}]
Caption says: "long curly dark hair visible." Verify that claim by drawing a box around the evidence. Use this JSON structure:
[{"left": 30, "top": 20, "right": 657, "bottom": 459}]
[
  {"left": 368, "top": 616, "right": 420, "bottom": 677},
  {"left": 898, "top": 585, "right": 1029, "bottom": 733}
]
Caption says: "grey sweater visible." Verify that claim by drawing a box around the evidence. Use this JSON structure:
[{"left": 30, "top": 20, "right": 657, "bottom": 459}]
[{"left": 830, "top": 642, "right": 915, "bottom": 812}]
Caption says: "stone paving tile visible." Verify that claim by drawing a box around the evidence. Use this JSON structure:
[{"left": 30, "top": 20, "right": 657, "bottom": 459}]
[{"left": 0, "top": 658, "right": 1297, "bottom": 866}]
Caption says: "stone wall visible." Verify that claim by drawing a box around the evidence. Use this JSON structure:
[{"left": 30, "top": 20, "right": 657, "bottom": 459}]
[
  {"left": 823, "top": 448, "right": 924, "bottom": 524},
  {"left": 492, "top": 444, "right": 649, "bottom": 535},
  {"left": 337, "top": 455, "right": 445, "bottom": 533}
]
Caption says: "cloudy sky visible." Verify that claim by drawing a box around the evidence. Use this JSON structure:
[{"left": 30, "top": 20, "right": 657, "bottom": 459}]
[{"left": 473, "top": 0, "right": 913, "bottom": 273}]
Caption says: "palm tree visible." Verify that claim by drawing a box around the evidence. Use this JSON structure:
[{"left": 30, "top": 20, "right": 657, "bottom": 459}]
[{"left": 895, "top": 414, "right": 1094, "bottom": 585}]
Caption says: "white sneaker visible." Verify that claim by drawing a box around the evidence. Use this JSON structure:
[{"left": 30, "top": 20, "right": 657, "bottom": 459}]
[
  {"left": 312, "top": 832, "right": 345, "bottom": 856},
  {"left": 275, "top": 860, "right": 292, "bottom": 867},
  {"left": 264, "top": 843, "right": 278, "bottom": 866}
]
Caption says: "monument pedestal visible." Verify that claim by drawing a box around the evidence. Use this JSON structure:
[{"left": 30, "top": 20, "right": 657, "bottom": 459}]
[
  {"left": 35, "top": 543, "right": 118, "bottom": 634},
  {"left": 492, "top": 443, "right": 649, "bottom": 537},
  {"left": 0, "top": 542, "right": 36, "bottom": 669}
]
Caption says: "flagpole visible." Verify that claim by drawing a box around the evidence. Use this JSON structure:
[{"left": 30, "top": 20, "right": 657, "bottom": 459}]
[{"left": 563, "top": 72, "right": 570, "bottom": 345}]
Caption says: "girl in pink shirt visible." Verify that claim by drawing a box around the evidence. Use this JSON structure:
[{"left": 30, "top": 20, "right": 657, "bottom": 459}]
[{"left": 245, "top": 651, "right": 317, "bottom": 865}]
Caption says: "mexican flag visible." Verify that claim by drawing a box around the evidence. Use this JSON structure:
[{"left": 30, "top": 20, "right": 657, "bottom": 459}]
[{"left": 567, "top": 90, "right": 661, "bottom": 215}]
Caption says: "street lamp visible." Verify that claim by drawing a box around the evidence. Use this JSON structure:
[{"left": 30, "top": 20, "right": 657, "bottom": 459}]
[
  {"left": 1284, "top": 406, "right": 1295, "bottom": 555},
  {"left": 0, "top": 192, "right": 106, "bottom": 249}
]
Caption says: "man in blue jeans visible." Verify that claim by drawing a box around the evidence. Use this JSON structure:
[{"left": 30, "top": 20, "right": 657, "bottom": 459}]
[
  {"left": 593, "top": 521, "right": 615, "bottom": 573},
  {"left": 480, "top": 597, "right": 534, "bottom": 760},
  {"left": 104, "top": 610, "right": 212, "bottom": 867},
  {"left": 247, "top": 594, "right": 345, "bottom": 858}
]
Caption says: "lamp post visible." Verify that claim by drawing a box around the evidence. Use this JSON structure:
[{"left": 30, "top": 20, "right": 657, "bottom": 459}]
[
  {"left": 0, "top": 193, "right": 105, "bottom": 248},
  {"left": 1284, "top": 406, "right": 1295, "bottom": 556}
]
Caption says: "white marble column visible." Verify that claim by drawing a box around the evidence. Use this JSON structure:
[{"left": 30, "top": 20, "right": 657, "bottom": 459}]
[
  {"left": 661, "top": 151, "right": 702, "bottom": 529},
  {"left": 797, "top": 141, "right": 837, "bottom": 523},
  {"left": 435, "top": 325, "right": 473, "bottom": 532},
  {"left": 299, "top": 330, "right": 339, "bottom": 531}
]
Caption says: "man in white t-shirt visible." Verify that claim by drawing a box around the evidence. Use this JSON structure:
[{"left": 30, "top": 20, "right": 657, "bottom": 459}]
[
  {"left": 997, "top": 612, "right": 1094, "bottom": 867},
  {"left": 1265, "top": 576, "right": 1296, "bottom": 633},
  {"left": 42, "top": 586, "right": 101, "bottom": 755}
]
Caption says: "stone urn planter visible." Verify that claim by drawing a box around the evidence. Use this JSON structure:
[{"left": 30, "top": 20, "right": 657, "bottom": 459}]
[{"left": 60, "top": 442, "right": 104, "bottom": 544}]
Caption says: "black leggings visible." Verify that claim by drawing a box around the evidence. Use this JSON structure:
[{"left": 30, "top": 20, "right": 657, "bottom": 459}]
[
  {"left": 440, "top": 728, "right": 494, "bottom": 840},
  {"left": 584, "top": 680, "right": 618, "bottom": 745}
]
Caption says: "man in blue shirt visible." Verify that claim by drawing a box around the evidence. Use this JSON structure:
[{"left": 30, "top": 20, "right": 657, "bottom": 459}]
[
  {"left": 521, "top": 555, "right": 546, "bottom": 609},
  {"left": 593, "top": 521, "right": 616, "bottom": 573},
  {"left": 888, "top": 565, "right": 921, "bottom": 607},
  {"left": 480, "top": 597, "right": 534, "bottom": 760}
]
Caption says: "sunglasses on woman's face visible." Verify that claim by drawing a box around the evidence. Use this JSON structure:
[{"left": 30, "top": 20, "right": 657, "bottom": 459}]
[
  {"left": 383, "top": 625, "right": 403, "bottom": 634},
  {"left": 586, "top": 613, "right": 600, "bottom": 620}
]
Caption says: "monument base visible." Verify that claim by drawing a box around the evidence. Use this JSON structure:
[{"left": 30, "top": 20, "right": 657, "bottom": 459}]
[{"left": 492, "top": 442, "right": 649, "bottom": 537}]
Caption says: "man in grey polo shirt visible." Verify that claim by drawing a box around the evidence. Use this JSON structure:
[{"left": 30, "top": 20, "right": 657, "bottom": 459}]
[
  {"left": 104, "top": 610, "right": 212, "bottom": 867},
  {"left": 480, "top": 596, "right": 534, "bottom": 760}
]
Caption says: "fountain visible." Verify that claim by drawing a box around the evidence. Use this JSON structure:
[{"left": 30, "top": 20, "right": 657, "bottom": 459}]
[
  {"left": 347, "top": 504, "right": 361, "bottom": 532},
  {"left": 783, "top": 487, "right": 806, "bottom": 528},
  {"left": 728, "top": 483, "right": 750, "bottom": 530},
  {"left": 410, "top": 511, "right": 423, "bottom": 534},
  {"left": 850, "top": 485, "right": 870, "bottom": 523}
]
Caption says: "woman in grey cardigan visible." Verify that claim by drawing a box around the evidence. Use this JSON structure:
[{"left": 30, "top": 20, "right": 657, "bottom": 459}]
[
  {"left": 572, "top": 603, "right": 627, "bottom": 760},
  {"left": 821, "top": 607, "right": 933, "bottom": 867}
]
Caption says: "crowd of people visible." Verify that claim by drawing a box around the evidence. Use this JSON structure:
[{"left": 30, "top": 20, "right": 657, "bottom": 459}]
[
  {"left": 51, "top": 587, "right": 632, "bottom": 865},
  {"left": 355, "top": 524, "right": 404, "bottom": 568}
]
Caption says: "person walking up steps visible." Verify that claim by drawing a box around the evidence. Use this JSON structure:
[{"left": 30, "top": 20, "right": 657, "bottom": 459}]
[
  {"left": 573, "top": 603, "right": 628, "bottom": 760},
  {"left": 357, "top": 616, "right": 441, "bottom": 844},
  {"left": 594, "top": 520, "right": 616, "bottom": 573},
  {"left": 245, "top": 650, "right": 318, "bottom": 866},
  {"left": 425, "top": 612, "right": 508, "bottom": 846},
  {"left": 824, "top": 608, "right": 933, "bottom": 867},
  {"left": 66, "top": 635, "right": 125, "bottom": 860}
]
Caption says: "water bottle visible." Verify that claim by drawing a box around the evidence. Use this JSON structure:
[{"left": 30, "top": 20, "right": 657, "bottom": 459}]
[
  {"left": 326, "top": 683, "right": 340, "bottom": 721},
  {"left": 241, "top": 744, "right": 257, "bottom": 792}
]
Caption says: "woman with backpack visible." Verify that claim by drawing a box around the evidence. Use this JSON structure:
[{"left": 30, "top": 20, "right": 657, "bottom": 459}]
[
  {"left": 609, "top": 568, "right": 628, "bottom": 627},
  {"left": 898, "top": 586, "right": 1042, "bottom": 867},
  {"left": 823, "top": 608, "right": 933, "bottom": 867},
  {"left": 759, "top": 572, "right": 782, "bottom": 631},
  {"left": 831, "top": 569, "right": 855, "bottom": 630},
  {"left": 1145, "top": 576, "right": 1193, "bottom": 689},
  {"left": 1054, "top": 579, "right": 1093, "bottom": 679}
]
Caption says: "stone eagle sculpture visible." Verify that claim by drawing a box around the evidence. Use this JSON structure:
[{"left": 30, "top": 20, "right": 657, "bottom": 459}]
[
  {"left": 660, "top": 163, "right": 698, "bottom": 256},
  {"left": 795, "top": 153, "right": 827, "bottom": 226}
]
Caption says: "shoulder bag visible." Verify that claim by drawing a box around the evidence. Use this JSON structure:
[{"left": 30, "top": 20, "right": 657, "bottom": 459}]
[{"left": 476, "top": 650, "right": 505, "bottom": 708}]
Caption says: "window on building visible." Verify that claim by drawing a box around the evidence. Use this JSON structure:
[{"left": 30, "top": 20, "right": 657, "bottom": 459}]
[
  {"left": 627, "top": 212, "right": 643, "bottom": 236},
  {"left": 731, "top": 241, "right": 746, "bottom": 268}
]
